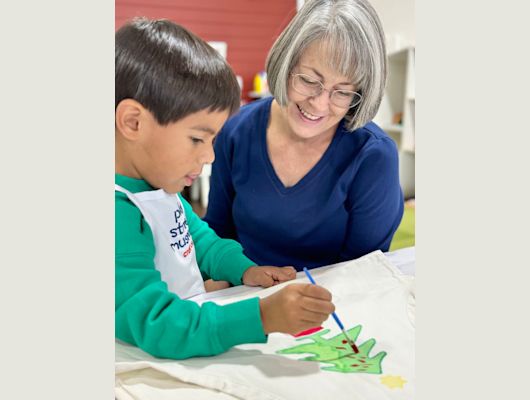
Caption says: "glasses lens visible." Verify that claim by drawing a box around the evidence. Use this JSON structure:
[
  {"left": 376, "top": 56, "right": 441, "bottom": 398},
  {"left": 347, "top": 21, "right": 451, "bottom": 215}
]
[
  {"left": 292, "top": 74, "right": 322, "bottom": 97},
  {"left": 331, "top": 91, "right": 362, "bottom": 108}
]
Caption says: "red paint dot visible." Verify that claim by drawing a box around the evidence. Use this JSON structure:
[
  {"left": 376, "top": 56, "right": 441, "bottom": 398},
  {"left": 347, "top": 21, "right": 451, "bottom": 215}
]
[
  {"left": 360, "top": 360, "right": 365, "bottom": 363},
  {"left": 351, "top": 364, "right": 359, "bottom": 367},
  {"left": 342, "top": 340, "right": 348, "bottom": 344}
]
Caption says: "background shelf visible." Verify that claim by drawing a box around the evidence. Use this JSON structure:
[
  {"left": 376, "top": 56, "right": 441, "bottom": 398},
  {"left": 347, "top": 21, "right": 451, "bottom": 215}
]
[{"left": 374, "top": 46, "right": 415, "bottom": 198}]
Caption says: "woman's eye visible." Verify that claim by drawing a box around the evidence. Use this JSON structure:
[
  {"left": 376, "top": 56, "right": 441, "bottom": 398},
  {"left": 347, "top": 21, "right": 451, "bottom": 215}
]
[
  {"left": 301, "top": 76, "right": 319, "bottom": 86},
  {"left": 335, "top": 90, "right": 353, "bottom": 99}
]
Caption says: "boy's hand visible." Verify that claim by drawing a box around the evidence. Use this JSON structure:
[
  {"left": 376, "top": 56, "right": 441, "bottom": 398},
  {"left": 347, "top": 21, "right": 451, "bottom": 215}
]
[
  {"left": 242, "top": 266, "right": 297, "bottom": 288},
  {"left": 259, "top": 283, "right": 335, "bottom": 335},
  {"left": 204, "top": 279, "right": 231, "bottom": 292}
]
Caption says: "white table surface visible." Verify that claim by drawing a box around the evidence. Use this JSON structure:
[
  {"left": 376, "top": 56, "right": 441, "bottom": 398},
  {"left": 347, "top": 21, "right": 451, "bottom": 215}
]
[
  {"left": 190, "top": 247, "right": 415, "bottom": 304},
  {"left": 385, "top": 246, "right": 415, "bottom": 276}
]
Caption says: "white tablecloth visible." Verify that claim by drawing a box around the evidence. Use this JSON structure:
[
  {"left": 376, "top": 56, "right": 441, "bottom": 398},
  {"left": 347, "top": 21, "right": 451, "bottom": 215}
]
[{"left": 116, "top": 248, "right": 416, "bottom": 400}]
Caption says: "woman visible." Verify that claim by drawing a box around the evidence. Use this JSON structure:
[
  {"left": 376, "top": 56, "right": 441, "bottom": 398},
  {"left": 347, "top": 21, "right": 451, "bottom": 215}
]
[{"left": 204, "top": 0, "right": 404, "bottom": 270}]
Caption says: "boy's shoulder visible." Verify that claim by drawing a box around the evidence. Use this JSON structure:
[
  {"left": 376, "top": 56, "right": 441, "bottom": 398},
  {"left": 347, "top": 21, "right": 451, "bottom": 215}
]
[
  {"left": 115, "top": 189, "right": 143, "bottom": 229},
  {"left": 115, "top": 176, "right": 153, "bottom": 236},
  {"left": 115, "top": 186, "right": 157, "bottom": 257}
]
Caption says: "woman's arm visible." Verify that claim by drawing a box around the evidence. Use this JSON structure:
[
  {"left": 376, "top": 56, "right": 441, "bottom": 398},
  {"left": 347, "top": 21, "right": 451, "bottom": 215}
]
[{"left": 340, "top": 137, "right": 404, "bottom": 260}]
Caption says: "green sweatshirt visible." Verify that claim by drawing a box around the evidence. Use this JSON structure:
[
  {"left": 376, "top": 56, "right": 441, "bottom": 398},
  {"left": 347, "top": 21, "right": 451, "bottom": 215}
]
[{"left": 115, "top": 174, "right": 267, "bottom": 359}]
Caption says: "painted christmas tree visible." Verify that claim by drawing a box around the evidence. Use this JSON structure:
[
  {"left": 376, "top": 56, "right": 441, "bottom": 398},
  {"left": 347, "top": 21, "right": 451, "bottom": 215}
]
[{"left": 276, "top": 325, "right": 387, "bottom": 374}]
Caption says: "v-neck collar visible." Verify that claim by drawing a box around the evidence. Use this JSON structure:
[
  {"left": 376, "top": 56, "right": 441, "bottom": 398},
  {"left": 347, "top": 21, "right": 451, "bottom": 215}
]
[{"left": 258, "top": 98, "right": 344, "bottom": 195}]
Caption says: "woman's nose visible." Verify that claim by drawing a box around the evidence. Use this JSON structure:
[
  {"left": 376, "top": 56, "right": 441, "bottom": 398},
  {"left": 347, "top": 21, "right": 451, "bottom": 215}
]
[{"left": 308, "top": 88, "right": 331, "bottom": 111}]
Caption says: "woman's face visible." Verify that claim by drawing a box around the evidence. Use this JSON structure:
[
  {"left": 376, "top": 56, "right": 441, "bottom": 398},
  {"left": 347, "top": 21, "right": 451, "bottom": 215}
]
[{"left": 283, "top": 41, "right": 357, "bottom": 141}]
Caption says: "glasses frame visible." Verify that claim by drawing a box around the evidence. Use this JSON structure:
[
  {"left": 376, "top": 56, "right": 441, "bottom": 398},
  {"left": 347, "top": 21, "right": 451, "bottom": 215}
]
[{"left": 290, "top": 73, "right": 362, "bottom": 109}]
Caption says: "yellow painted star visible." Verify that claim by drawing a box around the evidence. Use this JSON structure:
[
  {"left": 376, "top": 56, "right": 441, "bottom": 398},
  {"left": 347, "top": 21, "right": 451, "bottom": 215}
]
[{"left": 380, "top": 375, "right": 407, "bottom": 389}]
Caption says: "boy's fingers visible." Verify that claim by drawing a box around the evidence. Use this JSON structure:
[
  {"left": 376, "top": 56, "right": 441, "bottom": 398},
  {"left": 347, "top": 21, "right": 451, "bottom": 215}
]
[
  {"left": 300, "top": 296, "right": 335, "bottom": 315},
  {"left": 300, "top": 283, "right": 332, "bottom": 301},
  {"left": 258, "top": 272, "right": 275, "bottom": 288},
  {"left": 299, "top": 310, "right": 331, "bottom": 325},
  {"left": 282, "top": 266, "right": 297, "bottom": 276},
  {"left": 272, "top": 268, "right": 296, "bottom": 282}
]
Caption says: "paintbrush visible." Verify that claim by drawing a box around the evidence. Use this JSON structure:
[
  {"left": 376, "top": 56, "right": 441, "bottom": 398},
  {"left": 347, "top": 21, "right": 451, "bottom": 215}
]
[{"left": 303, "top": 267, "right": 359, "bottom": 353}]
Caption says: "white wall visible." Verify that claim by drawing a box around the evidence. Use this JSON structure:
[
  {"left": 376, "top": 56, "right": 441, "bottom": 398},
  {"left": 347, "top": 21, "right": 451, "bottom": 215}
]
[
  {"left": 369, "top": 0, "right": 415, "bottom": 53},
  {"left": 296, "top": 0, "right": 305, "bottom": 11},
  {"left": 296, "top": 0, "right": 415, "bottom": 54}
]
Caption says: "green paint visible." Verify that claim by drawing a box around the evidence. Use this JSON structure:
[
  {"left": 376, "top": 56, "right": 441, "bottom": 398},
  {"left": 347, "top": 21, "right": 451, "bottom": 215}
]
[{"left": 276, "top": 326, "right": 387, "bottom": 374}]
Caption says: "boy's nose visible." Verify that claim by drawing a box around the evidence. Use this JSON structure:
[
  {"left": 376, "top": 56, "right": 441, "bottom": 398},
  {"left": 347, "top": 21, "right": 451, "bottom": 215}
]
[{"left": 201, "top": 145, "right": 215, "bottom": 165}]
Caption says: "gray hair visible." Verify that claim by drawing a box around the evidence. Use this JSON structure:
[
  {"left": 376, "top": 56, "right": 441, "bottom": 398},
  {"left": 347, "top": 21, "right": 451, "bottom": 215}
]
[{"left": 266, "top": 0, "right": 387, "bottom": 131}]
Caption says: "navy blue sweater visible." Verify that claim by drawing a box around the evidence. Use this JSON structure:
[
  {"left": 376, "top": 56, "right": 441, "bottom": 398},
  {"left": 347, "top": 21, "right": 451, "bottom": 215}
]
[{"left": 204, "top": 97, "right": 404, "bottom": 270}]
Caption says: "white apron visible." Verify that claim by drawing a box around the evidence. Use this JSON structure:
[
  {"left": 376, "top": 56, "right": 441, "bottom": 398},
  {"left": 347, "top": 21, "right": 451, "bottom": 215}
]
[{"left": 115, "top": 184, "right": 206, "bottom": 299}]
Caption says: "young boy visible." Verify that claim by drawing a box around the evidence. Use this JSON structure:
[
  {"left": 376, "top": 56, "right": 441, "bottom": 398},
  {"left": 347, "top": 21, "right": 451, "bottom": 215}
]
[{"left": 115, "top": 18, "right": 335, "bottom": 360}]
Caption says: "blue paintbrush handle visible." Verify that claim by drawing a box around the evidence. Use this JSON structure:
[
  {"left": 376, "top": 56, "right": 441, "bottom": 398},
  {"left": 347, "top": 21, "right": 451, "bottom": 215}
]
[
  {"left": 331, "top": 313, "right": 345, "bottom": 330},
  {"left": 303, "top": 267, "right": 345, "bottom": 330},
  {"left": 303, "top": 267, "right": 316, "bottom": 284}
]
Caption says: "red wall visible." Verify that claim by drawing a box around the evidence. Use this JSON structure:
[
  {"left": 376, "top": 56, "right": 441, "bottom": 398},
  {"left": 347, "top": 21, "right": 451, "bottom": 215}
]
[{"left": 115, "top": 0, "right": 297, "bottom": 101}]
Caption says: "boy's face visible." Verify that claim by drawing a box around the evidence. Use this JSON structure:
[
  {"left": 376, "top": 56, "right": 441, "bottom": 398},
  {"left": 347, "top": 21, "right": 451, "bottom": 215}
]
[{"left": 133, "top": 108, "right": 229, "bottom": 194}]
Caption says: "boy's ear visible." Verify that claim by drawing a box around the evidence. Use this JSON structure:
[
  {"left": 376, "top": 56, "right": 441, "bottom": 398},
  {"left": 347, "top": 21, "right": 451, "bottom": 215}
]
[{"left": 115, "top": 99, "right": 145, "bottom": 141}]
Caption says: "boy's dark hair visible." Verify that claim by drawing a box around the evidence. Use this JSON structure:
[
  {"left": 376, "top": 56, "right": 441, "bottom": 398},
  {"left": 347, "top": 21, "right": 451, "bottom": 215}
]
[{"left": 116, "top": 18, "right": 240, "bottom": 125}]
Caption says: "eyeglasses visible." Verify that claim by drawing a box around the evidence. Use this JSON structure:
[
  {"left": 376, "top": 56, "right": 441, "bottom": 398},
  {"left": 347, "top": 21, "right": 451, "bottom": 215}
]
[{"left": 290, "top": 73, "right": 362, "bottom": 109}]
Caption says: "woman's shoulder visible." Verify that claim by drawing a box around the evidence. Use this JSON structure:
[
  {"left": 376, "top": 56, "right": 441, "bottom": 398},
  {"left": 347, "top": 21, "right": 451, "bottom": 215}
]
[
  {"left": 240, "top": 96, "right": 274, "bottom": 115},
  {"left": 340, "top": 121, "right": 399, "bottom": 156},
  {"left": 222, "top": 97, "right": 273, "bottom": 133}
]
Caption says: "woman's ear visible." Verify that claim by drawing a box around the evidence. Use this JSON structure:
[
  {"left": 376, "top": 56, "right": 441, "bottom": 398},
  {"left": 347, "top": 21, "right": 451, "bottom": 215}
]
[{"left": 115, "top": 99, "right": 144, "bottom": 141}]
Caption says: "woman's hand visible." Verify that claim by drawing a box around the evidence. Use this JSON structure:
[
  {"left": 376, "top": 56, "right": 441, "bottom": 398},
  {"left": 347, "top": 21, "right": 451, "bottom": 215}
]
[{"left": 242, "top": 266, "right": 297, "bottom": 288}]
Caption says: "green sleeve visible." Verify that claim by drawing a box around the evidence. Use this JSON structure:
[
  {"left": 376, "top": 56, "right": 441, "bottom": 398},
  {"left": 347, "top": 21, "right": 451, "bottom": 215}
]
[
  {"left": 179, "top": 194, "right": 256, "bottom": 285},
  {"left": 115, "top": 191, "right": 266, "bottom": 359}
]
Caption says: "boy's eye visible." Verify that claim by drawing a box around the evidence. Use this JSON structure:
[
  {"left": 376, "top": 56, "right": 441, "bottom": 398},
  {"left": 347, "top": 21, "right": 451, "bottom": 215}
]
[{"left": 191, "top": 137, "right": 204, "bottom": 144}]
